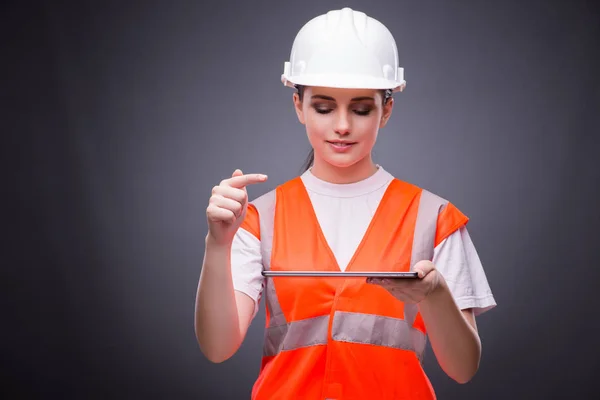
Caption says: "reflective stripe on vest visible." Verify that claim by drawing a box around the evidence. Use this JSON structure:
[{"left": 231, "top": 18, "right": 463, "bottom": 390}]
[
  {"left": 251, "top": 188, "right": 447, "bottom": 361},
  {"left": 404, "top": 189, "right": 448, "bottom": 330}
]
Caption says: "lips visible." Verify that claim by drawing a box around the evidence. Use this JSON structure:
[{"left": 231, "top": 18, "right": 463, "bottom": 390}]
[
  {"left": 327, "top": 140, "right": 357, "bottom": 153},
  {"left": 326, "top": 141, "right": 356, "bottom": 146}
]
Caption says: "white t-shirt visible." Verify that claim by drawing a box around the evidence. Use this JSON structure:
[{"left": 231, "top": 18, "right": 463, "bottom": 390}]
[{"left": 231, "top": 166, "right": 496, "bottom": 318}]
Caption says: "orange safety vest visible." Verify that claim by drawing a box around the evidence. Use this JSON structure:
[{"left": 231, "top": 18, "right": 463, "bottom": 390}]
[{"left": 242, "top": 176, "right": 468, "bottom": 399}]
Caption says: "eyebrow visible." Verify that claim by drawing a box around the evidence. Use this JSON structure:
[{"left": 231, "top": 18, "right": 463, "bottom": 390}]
[{"left": 311, "top": 95, "right": 375, "bottom": 102}]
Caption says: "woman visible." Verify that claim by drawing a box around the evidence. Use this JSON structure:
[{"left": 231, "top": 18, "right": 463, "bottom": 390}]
[{"left": 195, "top": 7, "right": 496, "bottom": 399}]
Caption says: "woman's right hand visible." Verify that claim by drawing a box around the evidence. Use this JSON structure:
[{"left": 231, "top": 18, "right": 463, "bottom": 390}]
[{"left": 206, "top": 169, "right": 268, "bottom": 246}]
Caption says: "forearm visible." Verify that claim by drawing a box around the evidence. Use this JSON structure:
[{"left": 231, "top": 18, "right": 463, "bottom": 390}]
[
  {"left": 195, "top": 234, "right": 242, "bottom": 363},
  {"left": 418, "top": 277, "right": 481, "bottom": 383}
]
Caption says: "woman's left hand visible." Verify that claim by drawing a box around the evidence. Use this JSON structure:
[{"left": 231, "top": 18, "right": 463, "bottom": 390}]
[{"left": 366, "top": 260, "right": 444, "bottom": 304}]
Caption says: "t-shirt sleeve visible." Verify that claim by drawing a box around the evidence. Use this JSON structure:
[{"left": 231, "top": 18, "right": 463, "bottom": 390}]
[
  {"left": 231, "top": 204, "right": 265, "bottom": 317},
  {"left": 432, "top": 225, "right": 497, "bottom": 317}
]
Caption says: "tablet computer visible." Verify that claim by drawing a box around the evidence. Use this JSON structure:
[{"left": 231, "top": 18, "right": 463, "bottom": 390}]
[{"left": 261, "top": 271, "right": 419, "bottom": 279}]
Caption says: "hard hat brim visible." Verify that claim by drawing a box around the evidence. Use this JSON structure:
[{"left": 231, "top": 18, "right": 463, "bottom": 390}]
[{"left": 282, "top": 74, "right": 406, "bottom": 92}]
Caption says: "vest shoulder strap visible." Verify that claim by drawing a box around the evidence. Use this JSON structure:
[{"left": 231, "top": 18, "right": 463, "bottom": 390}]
[
  {"left": 410, "top": 188, "right": 449, "bottom": 269},
  {"left": 249, "top": 188, "right": 276, "bottom": 271}
]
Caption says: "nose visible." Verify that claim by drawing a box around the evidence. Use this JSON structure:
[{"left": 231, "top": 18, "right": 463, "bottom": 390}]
[{"left": 334, "top": 109, "right": 351, "bottom": 136}]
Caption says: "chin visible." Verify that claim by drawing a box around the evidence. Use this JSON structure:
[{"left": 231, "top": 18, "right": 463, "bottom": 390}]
[{"left": 323, "top": 154, "right": 364, "bottom": 168}]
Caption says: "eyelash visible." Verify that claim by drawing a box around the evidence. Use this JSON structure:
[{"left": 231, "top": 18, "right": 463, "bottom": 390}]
[{"left": 313, "top": 107, "right": 372, "bottom": 116}]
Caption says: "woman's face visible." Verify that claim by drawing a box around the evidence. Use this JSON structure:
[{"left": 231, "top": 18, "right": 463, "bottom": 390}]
[{"left": 293, "top": 86, "right": 394, "bottom": 171}]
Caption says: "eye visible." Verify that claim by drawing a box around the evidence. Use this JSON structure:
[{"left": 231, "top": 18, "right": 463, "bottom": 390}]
[
  {"left": 312, "top": 105, "right": 333, "bottom": 114},
  {"left": 353, "top": 108, "right": 372, "bottom": 116}
]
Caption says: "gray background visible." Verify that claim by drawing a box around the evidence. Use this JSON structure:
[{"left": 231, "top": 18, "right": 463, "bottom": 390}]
[{"left": 3, "top": 0, "right": 599, "bottom": 398}]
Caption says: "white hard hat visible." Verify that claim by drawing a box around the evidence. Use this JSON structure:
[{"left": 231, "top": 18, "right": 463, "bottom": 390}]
[{"left": 281, "top": 8, "right": 406, "bottom": 92}]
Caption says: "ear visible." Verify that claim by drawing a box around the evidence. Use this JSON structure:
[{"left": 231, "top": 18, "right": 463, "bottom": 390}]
[
  {"left": 293, "top": 92, "right": 306, "bottom": 125},
  {"left": 379, "top": 98, "right": 394, "bottom": 128}
]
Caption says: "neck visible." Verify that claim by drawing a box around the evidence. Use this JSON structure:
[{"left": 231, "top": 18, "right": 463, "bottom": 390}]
[{"left": 309, "top": 155, "right": 378, "bottom": 184}]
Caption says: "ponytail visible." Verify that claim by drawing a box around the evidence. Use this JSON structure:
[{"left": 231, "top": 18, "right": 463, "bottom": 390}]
[{"left": 301, "top": 149, "right": 314, "bottom": 173}]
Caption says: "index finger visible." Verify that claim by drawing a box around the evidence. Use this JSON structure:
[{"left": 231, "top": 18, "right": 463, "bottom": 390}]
[{"left": 223, "top": 173, "right": 268, "bottom": 188}]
